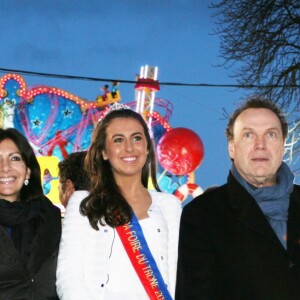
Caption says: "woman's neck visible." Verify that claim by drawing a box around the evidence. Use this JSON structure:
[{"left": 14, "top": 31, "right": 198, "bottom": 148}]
[{"left": 117, "top": 178, "right": 151, "bottom": 220}]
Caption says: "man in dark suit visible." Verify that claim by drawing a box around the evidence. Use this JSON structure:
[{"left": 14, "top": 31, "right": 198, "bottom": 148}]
[{"left": 176, "top": 96, "right": 300, "bottom": 300}]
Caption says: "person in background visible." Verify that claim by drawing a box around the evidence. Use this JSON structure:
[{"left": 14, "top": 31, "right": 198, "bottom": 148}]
[
  {"left": 101, "top": 84, "right": 110, "bottom": 101},
  {"left": 56, "top": 104, "right": 182, "bottom": 300},
  {"left": 111, "top": 81, "right": 119, "bottom": 98},
  {"left": 176, "top": 96, "right": 300, "bottom": 300},
  {"left": 58, "top": 151, "right": 89, "bottom": 208},
  {"left": 0, "top": 128, "right": 61, "bottom": 300}
]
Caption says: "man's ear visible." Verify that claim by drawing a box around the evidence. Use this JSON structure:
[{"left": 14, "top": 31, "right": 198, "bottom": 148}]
[
  {"left": 65, "top": 179, "right": 75, "bottom": 194},
  {"left": 228, "top": 140, "right": 235, "bottom": 160}
]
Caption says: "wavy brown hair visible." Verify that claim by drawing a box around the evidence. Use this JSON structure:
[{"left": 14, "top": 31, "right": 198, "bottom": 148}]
[{"left": 80, "top": 109, "right": 161, "bottom": 229}]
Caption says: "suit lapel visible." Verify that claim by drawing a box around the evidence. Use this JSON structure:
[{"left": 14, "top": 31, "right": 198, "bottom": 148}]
[{"left": 287, "top": 186, "right": 300, "bottom": 263}]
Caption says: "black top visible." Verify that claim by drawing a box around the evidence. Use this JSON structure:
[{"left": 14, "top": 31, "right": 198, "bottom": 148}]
[{"left": 0, "top": 196, "right": 61, "bottom": 300}]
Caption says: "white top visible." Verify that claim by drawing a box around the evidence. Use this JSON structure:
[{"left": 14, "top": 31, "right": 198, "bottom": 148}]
[
  {"left": 105, "top": 204, "right": 169, "bottom": 299},
  {"left": 56, "top": 190, "right": 182, "bottom": 300}
]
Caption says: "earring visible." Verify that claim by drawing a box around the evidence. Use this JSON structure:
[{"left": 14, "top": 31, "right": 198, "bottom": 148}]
[{"left": 24, "top": 179, "right": 29, "bottom": 186}]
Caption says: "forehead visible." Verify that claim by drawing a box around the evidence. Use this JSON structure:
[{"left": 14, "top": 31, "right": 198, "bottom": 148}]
[
  {"left": 234, "top": 108, "right": 282, "bottom": 132},
  {"left": 0, "top": 138, "right": 19, "bottom": 150},
  {"left": 106, "top": 117, "right": 144, "bottom": 135}
]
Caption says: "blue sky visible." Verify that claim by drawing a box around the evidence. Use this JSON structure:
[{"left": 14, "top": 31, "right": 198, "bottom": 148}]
[{"left": 0, "top": 0, "right": 250, "bottom": 190}]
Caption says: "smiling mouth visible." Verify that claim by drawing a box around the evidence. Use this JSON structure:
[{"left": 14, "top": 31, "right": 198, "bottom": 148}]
[
  {"left": 0, "top": 177, "right": 15, "bottom": 183},
  {"left": 122, "top": 157, "right": 137, "bottom": 162}
]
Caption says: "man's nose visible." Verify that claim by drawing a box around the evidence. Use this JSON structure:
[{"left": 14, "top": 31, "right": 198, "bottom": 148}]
[{"left": 255, "top": 136, "right": 267, "bottom": 150}]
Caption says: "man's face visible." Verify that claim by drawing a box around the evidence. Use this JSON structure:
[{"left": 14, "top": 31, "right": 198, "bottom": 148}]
[{"left": 228, "top": 108, "right": 285, "bottom": 187}]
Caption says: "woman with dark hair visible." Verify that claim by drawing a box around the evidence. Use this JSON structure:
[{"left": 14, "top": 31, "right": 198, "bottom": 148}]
[
  {"left": 0, "top": 128, "right": 61, "bottom": 299},
  {"left": 57, "top": 105, "right": 182, "bottom": 300}
]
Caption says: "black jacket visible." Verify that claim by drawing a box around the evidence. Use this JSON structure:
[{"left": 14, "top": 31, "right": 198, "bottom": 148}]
[
  {"left": 176, "top": 173, "right": 300, "bottom": 300},
  {"left": 0, "top": 197, "right": 61, "bottom": 300}
]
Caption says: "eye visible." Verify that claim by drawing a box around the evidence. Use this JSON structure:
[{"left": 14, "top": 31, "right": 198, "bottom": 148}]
[
  {"left": 267, "top": 131, "right": 277, "bottom": 138},
  {"left": 244, "top": 132, "right": 253, "bottom": 138},
  {"left": 133, "top": 135, "right": 142, "bottom": 141},
  {"left": 113, "top": 137, "right": 123, "bottom": 143},
  {"left": 11, "top": 154, "right": 23, "bottom": 162}
]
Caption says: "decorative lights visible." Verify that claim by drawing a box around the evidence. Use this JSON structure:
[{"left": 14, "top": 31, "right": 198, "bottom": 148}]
[{"left": 0, "top": 73, "right": 98, "bottom": 110}]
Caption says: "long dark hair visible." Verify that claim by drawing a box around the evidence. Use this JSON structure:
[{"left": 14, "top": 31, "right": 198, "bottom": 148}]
[
  {"left": 80, "top": 108, "right": 161, "bottom": 229},
  {"left": 0, "top": 128, "right": 44, "bottom": 202}
]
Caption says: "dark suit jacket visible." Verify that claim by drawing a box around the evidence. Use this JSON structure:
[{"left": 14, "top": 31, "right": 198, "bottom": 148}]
[{"left": 176, "top": 173, "right": 300, "bottom": 300}]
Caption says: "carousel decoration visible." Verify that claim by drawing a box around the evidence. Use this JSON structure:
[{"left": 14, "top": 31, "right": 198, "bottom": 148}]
[
  {"left": 0, "top": 73, "right": 117, "bottom": 211},
  {"left": 0, "top": 66, "right": 205, "bottom": 208}
]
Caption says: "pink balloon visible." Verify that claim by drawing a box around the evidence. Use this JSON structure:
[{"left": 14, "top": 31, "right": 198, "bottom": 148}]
[{"left": 156, "top": 128, "right": 204, "bottom": 175}]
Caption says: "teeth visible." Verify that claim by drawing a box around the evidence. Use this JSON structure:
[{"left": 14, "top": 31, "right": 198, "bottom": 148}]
[
  {"left": 0, "top": 177, "right": 14, "bottom": 182},
  {"left": 122, "top": 157, "right": 136, "bottom": 162}
]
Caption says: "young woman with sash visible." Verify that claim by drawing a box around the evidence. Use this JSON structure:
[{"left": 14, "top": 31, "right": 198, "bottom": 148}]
[{"left": 56, "top": 104, "right": 182, "bottom": 300}]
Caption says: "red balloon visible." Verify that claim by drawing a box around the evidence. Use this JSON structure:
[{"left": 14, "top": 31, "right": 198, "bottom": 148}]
[{"left": 156, "top": 128, "right": 204, "bottom": 175}]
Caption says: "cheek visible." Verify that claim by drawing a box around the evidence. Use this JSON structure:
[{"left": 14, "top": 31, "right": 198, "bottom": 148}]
[
  {"left": 277, "top": 144, "right": 285, "bottom": 159},
  {"left": 229, "top": 142, "right": 252, "bottom": 161},
  {"left": 139, "top": 142, "right": 149, "bottom": 153},
  {"left": 16, "top": 165, "right": 30, "bottom": 178}
]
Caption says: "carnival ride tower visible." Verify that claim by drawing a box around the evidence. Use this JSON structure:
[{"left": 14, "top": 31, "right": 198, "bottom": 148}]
[{"left": 135, "top": 65, "right": 160, "bottom": 133}]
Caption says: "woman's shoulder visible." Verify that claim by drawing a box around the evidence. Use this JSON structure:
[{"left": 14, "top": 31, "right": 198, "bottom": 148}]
[
  {"left": 149, "top": 189, "right": 179, "bottom": 200},
  {"left": 149, "top": 190, "right": 182, "bottom": 208}
]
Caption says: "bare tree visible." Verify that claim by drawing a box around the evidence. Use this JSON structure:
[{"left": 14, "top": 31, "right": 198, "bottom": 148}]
[
  {"left": 284, "top": 107, "right": 300, "bottom": 174},
  {"left": 211, "top": 0, "right": 300, "bottom": 179}
]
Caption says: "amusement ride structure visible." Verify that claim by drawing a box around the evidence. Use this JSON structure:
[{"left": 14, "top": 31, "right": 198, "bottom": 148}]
[{"left": 0, "top": 66, "right": 204, "bottom": 210}]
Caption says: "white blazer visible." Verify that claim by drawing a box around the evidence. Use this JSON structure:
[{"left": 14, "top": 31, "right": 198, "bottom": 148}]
[{"left": 56, "top": 190, "right": 182, "bottom": 300}]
